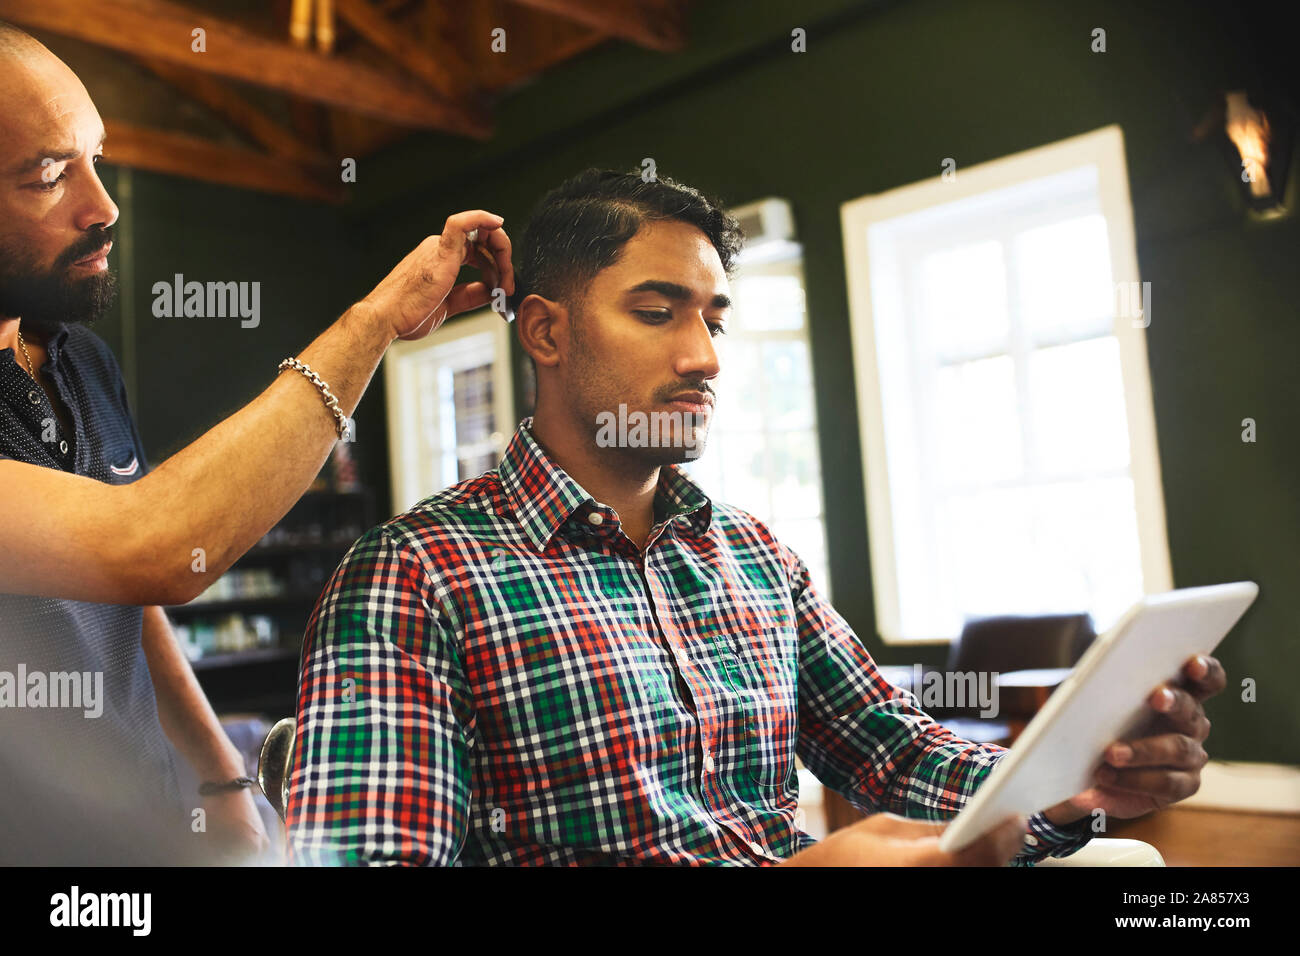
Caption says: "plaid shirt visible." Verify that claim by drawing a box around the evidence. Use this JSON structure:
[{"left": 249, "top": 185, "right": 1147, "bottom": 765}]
[{"left": 287, "top": 418, "right": 1092, "bottom": 866}]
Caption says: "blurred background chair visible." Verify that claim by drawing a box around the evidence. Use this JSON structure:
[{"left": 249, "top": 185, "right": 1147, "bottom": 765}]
[{"left": 925, "top": 612, "right": 1097, "bottom": 745}]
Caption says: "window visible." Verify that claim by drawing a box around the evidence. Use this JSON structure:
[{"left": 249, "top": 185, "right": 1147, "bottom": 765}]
[
  {"left": 686, "top": 200, "right": 832, "bottom": 596},
  {"left": 842, "top": 126, "right": 1172, "bottom": 643},
  {"left": 384, "top": 309, "right": 515, "bottom": 514}
]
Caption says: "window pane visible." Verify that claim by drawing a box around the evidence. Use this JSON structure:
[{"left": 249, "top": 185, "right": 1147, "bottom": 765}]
[
  {"left": 934, "top": 355, "right": 1022, "bottom": 484},
  {"left": 938, "top": 477, "right": 1143, "bottom": 627},
  {"left": 733, "top": 272, "right": 806, "bottom": 331},
  {"left": 685, "top": 428, "right": 725, "bottom": 497},
  {"left": 762, "top": 340, "right": 814, "bottom": 430},
  {"left": 938, "top": 486, "right": 1034, "bottom": 621},
  {"left": 1028, "top": 477, "right": 1144, "bottom": 631},
  {"left": 772, "top": 517, "right": 830, "bottom": 594},
  {"left": 768, "top": 430, "right": 822, "bottom": 519},
  {"left": 718, "top": 340, "right": 764, "bottom": 431},
  {"left": 1028, "top": 337, "right": 1131, "bottom": 476},
  {"left": 921, "top": 240, "right": 1008, "bottom": 356},
  {"left": 717, "top": 429, "right": 769, "bottom": 516},
  {"left": 1015, "top": 214, "right": 1113, "bottom": 341}
]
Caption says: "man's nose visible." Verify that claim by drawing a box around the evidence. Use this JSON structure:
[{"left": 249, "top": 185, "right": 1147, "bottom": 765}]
[
  {"left": 673, "top": 313, "right": 722, "bottom": 381},
  {"left": 74, "top": 160, "right": 119, "bottom": 232}
]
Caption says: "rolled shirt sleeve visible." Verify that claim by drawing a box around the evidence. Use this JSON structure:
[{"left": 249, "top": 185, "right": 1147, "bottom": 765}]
[{"left": 788, "top": 551, "right": 1092, "bottom": 865}]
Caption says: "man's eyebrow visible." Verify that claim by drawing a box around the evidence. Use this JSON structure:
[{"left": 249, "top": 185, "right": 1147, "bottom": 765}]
[
  {"left": 624, "top": 279, "right": 732, "bottom": 311},
  {"left": 10, "top": 131, "right": 106, "bottom": 177}
]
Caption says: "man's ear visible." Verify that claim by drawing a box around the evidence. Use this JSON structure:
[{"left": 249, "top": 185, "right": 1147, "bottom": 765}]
[{"left": 516, "top": 293, "right": 567, "bottom": 369}]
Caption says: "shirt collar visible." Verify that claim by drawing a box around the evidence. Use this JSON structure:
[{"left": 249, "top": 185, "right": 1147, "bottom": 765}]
[
  {"left": 3, "top": 322, "right": 69, "bottom": 367},
  {"left": 499, "top": 417, "right": 713, "bottom": 552},
  {"left": 43, "top": 323, "right": 71, "bottom": 363}
]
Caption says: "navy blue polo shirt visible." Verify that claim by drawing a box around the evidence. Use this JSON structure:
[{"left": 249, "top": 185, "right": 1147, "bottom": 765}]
[{"left": 0, "top": 322, "right": 187, "bottom": 864}]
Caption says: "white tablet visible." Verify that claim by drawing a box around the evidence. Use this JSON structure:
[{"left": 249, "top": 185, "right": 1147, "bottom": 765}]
[{"left": 937, "top": 581, "right": 1259, "bottom": 854}]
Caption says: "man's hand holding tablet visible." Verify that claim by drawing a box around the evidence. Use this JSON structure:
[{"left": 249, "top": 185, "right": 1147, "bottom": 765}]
[
  {"left": 938, "top": 581, "right": 1256, "bottom": 856},
  {"left": 1040, "top": 653, "right": 1225, "bottom": 828}
]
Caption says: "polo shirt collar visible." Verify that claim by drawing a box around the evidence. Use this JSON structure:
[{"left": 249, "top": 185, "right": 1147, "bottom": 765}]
[
  {"left": 3, "top": 322, "right": 69, "bottom": 366},
  {"left": 43, "top": 323, "right": 71, "bottom": 364}
]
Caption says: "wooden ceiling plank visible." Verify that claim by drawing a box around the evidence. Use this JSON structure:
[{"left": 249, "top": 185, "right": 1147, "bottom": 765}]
[
  {"left": 0, "top": 0, "right": 491, "bottom": 135},
  {"left": 482, "top": 6, "right": 606, "bottom": 91},
  {"left": 101, "top": 120, "right": 342, "bottom": 203},
  {"left": 506, "top": 0, "right": 686, "bottom": 52},
  {"left": 334, "top": 0, "right": 462, "bottom": 99},
  {"left": 135, "top": 57, "right": 326, "bottom": 166}
]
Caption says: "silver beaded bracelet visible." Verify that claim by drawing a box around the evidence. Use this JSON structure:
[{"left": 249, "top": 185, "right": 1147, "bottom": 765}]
[{"left": 278, "top": 357, "right": 350, "bottom": 440}]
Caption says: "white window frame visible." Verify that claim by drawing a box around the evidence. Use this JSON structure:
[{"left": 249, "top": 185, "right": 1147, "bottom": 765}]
[
  {"left": 841, "top": 124, "right": 1173, "bottom": 644},
  {"left": 384, "top": 309, "right": 515, "bottom": 515},
  {"left": 683, "top": 198, "right": 833, "bottom": 597}
]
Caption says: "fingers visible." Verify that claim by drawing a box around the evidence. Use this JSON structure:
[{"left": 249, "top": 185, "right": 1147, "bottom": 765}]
[
  {"left": 479, "top": 224, "right": 515, "bottom": 295},
  {"left": 901, "top": 814, "right": 1023, "bottom": 866},
  {"left": 857, "top": 812, "right": 946, "bottom": 838},
  {"left": 435, "top": 211, "right": 506, "bottom": 275},
  {"left": 1180, "top": 654, "right": 1227, "bottom": 701},
  {"left": 1095, "top": 765, "right": 1202, "bottom": 802},
  {"left": 940, "top": 814, "right": 1026, "bottom": 867},
  {"left": 442, "top": 209, "right": 505, "bottom": 243},
  {"left": 1147, "top": 683, "right": 1210, "bottom": 738},
  {"left": 443, "top": 281, "right": 493, "bottom": 319},
  {"left": 437, "top": 209, "right": 514, "bottom": 299},
  {"left": 1104, "top": 732, "right": 1208, "bottom": 772}
]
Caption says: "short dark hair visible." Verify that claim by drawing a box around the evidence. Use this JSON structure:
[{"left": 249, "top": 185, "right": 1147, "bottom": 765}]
[{"left": 508, "top": 168, "right": 745, "bottom": 317}]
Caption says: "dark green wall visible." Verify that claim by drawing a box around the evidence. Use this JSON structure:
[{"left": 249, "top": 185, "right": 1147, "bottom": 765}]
[
  {"left": 347, "top": 0, "right": 1299, "bottom": 763},
  {"left": 91, "top": 166, "right": 393, "bottom": 519},
  {"left": 93, "top": 0, "right": 1297, "bottom": 763}
]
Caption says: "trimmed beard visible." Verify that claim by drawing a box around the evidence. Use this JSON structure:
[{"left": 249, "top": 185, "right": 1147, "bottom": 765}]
[
  {"left": 0, "top": 233, "right": 118, "bottom": 334},
  {"left": 567, "top": 308, "right": 713, "bottom": 468}
]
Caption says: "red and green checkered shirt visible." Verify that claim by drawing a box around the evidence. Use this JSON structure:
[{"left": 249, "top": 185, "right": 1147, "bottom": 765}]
[{"left": 286, "top": 418, "right": 1091, "bottom": 865}]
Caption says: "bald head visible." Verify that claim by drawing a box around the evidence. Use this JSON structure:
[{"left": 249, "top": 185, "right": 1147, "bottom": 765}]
[
  {"left": 0, "top": 20, "right": 118, "bottom": 330},
  {"left": 0, "top": 19, "right": 45, "bottom": 58}
]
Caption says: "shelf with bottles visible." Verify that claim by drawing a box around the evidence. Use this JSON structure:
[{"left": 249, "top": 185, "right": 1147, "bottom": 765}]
[
  {"left": 173, "top": 612, "right": 282, "bottom": 663},
  {"left": 170, "top": 554, "right": 342, "bottom": 614},
  {"left": 172, "top": 453, "right": 374, "bottom": 682}
]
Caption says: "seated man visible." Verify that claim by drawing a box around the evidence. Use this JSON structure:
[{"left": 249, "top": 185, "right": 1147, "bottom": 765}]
[{"left": 286, "top": 169, "right": 1224, "bottom": 866}]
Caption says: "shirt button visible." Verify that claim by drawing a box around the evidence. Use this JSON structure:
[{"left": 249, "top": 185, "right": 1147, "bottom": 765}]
[
  {"left": 27, "top": 390, "right": 40, "bottom": 404},
  {"left": 748, "top": 841, "right": 766, "bottom": 856},
  {"left": 58, "top": 440, "right": 68, "bottom": 455},
  {"left": 703, "top": 752, "right": 716, "bottom": 774},
  {"left": 587, "top": 511, "right": 604, "bottom": 526},
  {"left": 1023, "top": 834, "right": 1039, "bottom": 847}
]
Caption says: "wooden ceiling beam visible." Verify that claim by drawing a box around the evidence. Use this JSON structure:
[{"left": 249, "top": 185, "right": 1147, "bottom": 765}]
[
  {"left": 101, "top": 120, "right": 343, "bottom": 203},
  {"left": 334, "top": 0, "right": 466, "bottom": 100},
  {"left": 134, "top": 57, "right": 326, "bottom": 166},
  {"left": 506, "top": 0, "right": 686, "bottom": 52},
  {"left": 0, "top": 0, "right": 491, "bottom": 136}
]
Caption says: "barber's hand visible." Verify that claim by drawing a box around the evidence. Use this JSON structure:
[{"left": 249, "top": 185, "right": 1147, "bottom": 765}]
[
  {"left": 779, "top": 811, "right": 1026, "bottom": 866},
  {"left": 362, "top": 210, "right": 515, "bottom": 342},
  {"left": 201, "top": 787, "right": 272, "bottom": 865},
  {"left": 1045, "top": 654, "right": 1225, "bottom": 826}
]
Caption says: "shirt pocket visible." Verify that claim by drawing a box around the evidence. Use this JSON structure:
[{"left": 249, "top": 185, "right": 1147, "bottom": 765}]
[{"left": 720, "top": 624, "right": 800, "bottom": 788}]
